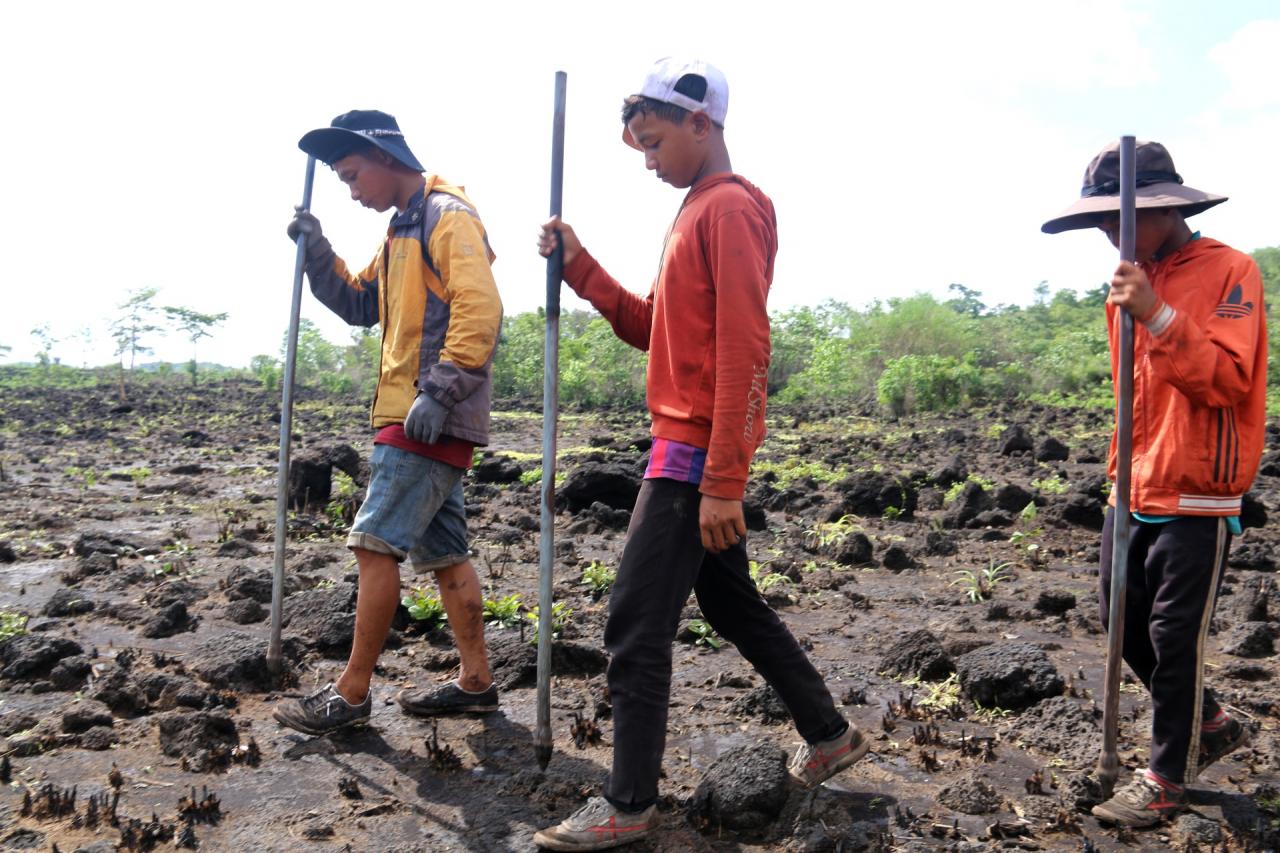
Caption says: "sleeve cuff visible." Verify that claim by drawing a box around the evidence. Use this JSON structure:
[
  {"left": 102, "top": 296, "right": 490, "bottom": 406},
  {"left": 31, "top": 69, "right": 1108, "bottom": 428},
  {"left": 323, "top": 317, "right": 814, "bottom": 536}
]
[
  {"left": 698, "top": 474, "right": 747, "bottom": 501},
  {"left": 1141, "top": 301, "right": 1176, "bottom": 337}
]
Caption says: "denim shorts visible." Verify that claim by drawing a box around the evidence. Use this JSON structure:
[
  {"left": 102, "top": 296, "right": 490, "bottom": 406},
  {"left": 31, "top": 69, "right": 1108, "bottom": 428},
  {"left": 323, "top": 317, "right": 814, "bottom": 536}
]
[{"left": 346, "top": 444, "right": 471, "bottom": 572}]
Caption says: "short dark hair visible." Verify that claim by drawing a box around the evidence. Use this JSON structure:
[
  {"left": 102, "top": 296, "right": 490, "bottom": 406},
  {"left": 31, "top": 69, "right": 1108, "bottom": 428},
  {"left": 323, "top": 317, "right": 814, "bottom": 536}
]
[
  {"left": 621, "top": 73, "right": 718, "bottom": 128},
  {"left": 326, "top": 141, "right": 393, "bottom": 169},
  {"left": 621, "top": 95, "right": 689, "bottom": 127}
]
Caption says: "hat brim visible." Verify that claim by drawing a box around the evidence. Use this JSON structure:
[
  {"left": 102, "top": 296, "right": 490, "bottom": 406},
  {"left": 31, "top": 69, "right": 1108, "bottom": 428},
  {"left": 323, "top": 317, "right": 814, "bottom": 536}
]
[
  {"left": 1041, "top": 182, "right": 1227, "bottom": 234},
  {"left": 298, "top": 127, "right": 424, "bottom": 172}
]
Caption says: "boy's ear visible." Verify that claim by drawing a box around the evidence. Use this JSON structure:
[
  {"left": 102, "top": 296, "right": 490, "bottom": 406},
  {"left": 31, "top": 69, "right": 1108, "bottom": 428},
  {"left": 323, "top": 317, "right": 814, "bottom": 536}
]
[{"left": 689, "top": 111, "right": 714, "bottom": 141}]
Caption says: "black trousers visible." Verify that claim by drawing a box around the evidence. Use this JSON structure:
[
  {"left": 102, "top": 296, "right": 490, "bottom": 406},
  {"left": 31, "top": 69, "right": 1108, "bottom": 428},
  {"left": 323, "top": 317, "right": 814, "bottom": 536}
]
[
  {"left": 1099, "top": 509, "right": 1230, "bottom": 784},
  {"left": 603, "top": 478, "right": 846, "bottom": 811}
]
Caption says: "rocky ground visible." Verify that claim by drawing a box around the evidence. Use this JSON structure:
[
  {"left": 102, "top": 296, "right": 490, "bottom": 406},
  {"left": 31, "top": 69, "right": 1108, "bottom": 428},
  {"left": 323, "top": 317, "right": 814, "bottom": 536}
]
[{"left": 0, "top": 380, "right": 1277, "bottom": 852}]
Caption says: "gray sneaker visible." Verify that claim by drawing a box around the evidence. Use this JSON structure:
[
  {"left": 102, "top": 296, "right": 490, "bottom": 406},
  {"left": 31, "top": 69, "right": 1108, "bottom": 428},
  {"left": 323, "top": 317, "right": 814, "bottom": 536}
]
[
  {"left": 533, "top": 796, "right": 658, "bottom": 851},
  {"left": 1092, "top": 772, "right": 1186, "bottom": 826},
  {"left": 788, "top": 721, "right": 869, "bottom": 788},
  {"left": 396, "top": 680, "right": 498, "bottom": 717},
  {"left": 272, "top": 683, "right": 371, "bottom": 735}
]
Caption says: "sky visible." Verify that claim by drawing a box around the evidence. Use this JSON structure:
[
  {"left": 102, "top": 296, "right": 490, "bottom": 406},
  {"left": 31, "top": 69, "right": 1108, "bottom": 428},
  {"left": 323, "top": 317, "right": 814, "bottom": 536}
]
[{"left": 1, "top": 0, "right": 1277, "bottom": 368}]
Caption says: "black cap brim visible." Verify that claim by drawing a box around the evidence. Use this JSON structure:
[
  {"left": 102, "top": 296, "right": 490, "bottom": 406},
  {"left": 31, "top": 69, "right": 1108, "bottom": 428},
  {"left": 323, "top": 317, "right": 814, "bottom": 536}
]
[{"left": 298, "top": 127, "right": 424, "bottom": 172}]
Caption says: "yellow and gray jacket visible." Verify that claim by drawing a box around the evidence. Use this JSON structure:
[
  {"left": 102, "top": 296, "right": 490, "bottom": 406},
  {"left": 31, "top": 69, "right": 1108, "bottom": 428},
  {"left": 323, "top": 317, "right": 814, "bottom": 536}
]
[{"left": 302, "top": 175, "right": 501, "bottom": 444}]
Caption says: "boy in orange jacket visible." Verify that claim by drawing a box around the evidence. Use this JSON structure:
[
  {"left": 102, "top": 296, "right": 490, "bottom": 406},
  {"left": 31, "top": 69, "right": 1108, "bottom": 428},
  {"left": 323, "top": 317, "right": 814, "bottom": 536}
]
[
  {"left": 532, "top": 59, "right": 863, "bottom": 851},
  {"left": 1043, "top": 140, "right": 1266, "bottom": 827}
]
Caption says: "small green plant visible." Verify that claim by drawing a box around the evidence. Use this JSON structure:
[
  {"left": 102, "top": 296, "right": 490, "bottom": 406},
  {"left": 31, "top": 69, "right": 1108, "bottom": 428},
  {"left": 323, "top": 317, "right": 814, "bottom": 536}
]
[
  {"left": 402, "top": 588, "right": 447, "bottom": 628},
  {"left": 325, "top": 470, "right": 360, "bottom": 526},
  {"left": 519, "top": 467, "right": 542, "bottom": 487},
  {"left": 751, "top": 458, "right": 846, "bottom": 488},
  {"left": 1253, "top": 784, "right": 1280, "bottom": 832},
  {"left": 804, "top": 515, "right": 861, "bottom": 550},
  {"left": 918, "top": 673, "right": 962, "bottom": 713},
  {"left": 527, "top": 601, "right": 573, "bottom": 644},
  {"left": 315, "top": 578, "right": 337, "bottom": 590},
  {"left": 0, "top": 611, "right": 29, "bottom": 641},
  {"left": 1031, "top": 474, "right": 1069, "bottom": 495},
  {"left": 952, "top": 560, "right": 1014, "bottom": 602},
  {"left": 148, "top": 541, "right": 192, "bottom": 576},
  {"left": 686, "top": 618, "right": 722, "bottom": 650},
  {"left": 1018, "top": 502, "right": 1038, "bottom": 523},
  {"left": 64, "top": 465, "right": 98, "bottom": 489},
  {"left": 748, "top": 560, "right": 793, "bottom": 593},
  {"left": 582, "top": 561, "right": 616, "bottom": 598},
  {"left": 125, "top": 466, "right": 152, "bottom": 484},
  {"left": 882, "top": 505, "right": 903, "bottom": 520},
  {"left": 483, "top": 593, "right": 523, "bottom": 628},
  {"left": 971, "top": 700, "right": 1012, "bottom": 724}
]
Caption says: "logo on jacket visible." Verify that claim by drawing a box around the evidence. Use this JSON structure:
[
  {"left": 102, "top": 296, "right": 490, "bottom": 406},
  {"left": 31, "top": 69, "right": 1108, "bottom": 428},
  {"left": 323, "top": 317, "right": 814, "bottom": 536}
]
[{"left": 1214, "top": 284, "right": 1253, "bottom": 319}]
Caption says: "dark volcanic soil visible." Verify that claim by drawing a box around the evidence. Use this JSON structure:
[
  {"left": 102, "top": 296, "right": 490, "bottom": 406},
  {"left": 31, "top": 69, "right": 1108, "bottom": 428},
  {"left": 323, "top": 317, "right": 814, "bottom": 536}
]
[{"left": 1, "top": 381, "right": 1278, "bottom": 852}]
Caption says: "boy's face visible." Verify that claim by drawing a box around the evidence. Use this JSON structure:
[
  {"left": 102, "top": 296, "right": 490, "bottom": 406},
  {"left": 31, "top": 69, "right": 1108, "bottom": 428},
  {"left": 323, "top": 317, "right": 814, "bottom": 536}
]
[
  {"left": 625, "top": 111, "right": 708, "bottom": 189},
  {"left": 333, "top": 152, "right": 399, "bottom": 213},
  {"left": 1096, "top": 208, "right": 1177, "bottom": 262}
]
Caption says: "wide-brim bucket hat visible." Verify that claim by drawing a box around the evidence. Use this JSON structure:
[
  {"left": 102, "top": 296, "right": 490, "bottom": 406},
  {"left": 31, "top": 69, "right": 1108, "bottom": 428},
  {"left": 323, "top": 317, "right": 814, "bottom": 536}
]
[
  {"left": 298, "top": 109, "right": 424, "bottom": 172},
  {"left": 1041, "top": 140, "right": 1226, "bottom": 234}
]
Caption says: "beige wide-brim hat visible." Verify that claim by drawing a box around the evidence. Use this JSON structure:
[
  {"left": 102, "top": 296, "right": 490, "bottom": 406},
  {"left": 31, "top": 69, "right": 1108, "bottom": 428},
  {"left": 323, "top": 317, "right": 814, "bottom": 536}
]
[{"left": 1041, "top": 140, "right": 1227, "bottom": 234}]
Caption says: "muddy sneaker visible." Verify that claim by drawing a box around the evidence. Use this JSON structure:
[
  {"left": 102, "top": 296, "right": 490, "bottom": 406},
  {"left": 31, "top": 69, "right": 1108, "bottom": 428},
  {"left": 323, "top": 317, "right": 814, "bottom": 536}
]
[
  {"left": 533, "top": 797, "right": 658, "bottom": 851},
  {"left": 1091, "top": 772, "right": 1186, "bottom": 827},
  {"left": 272, "top": 683, "right": 371, "bottom": 736},
  {"left": 396, "top": 680, "right": 498, "bottom": 717},
  {"left": 787, "top": 721, "right": 870, "bottom": 788},
  {"left": 1198, "top": 716, "right": 1250, "bottom": 774}
]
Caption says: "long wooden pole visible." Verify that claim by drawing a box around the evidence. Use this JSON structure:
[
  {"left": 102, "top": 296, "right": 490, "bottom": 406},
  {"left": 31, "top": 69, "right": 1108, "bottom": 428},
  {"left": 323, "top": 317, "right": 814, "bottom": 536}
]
[
  {"left": 1098, "top": 135, "right": 1137, "bottom": 795},
  {"left": 536, "top": 71, "right": 567, "bottom": 771},
  {"left": 267, "top": 156, "right": 317, "bottom": 677}
]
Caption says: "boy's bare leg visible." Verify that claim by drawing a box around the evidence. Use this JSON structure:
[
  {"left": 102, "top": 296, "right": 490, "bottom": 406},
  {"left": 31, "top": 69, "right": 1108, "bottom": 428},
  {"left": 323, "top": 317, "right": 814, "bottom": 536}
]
[
  {"left": 335, "top": 547, "right": 401, "bottom": 704},
  {"left": 435, "top": 559, "right": 492, "bottom": 691}
]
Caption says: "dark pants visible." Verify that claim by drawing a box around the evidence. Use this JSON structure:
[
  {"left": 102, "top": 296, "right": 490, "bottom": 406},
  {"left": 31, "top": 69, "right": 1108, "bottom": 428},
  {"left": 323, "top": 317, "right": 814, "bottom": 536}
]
[
  {"left": 1099, "top": 509, "right": 1230, "bottom": 784},
  {"left": 603, "top": 478, "right": 846, "bottom": 811}
]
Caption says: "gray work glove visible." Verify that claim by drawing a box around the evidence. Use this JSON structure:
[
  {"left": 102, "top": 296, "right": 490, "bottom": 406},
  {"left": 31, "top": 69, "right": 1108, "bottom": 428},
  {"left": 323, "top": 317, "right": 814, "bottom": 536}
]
[
  {"left": 287, "top": 207, "right": 322, "bottom": 243},
  {"left": 404, "top": 392, "right": 449, "bottom": 444}
]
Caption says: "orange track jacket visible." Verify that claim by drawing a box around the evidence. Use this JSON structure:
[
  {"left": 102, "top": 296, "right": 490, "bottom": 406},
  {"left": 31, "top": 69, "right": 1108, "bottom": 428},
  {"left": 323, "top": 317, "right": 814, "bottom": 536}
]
[{"left": 1107, "top": 236, "right": 1267, "bottom": 515}]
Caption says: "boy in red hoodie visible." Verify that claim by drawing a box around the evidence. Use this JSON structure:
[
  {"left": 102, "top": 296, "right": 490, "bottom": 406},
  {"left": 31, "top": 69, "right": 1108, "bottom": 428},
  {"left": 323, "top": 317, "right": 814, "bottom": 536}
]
[
  {"left": 532, "top": 58, "right": 864, "bottom": 851},
  {"left": 1042, "top": 140, "right": 1265, "bottom": 827}
]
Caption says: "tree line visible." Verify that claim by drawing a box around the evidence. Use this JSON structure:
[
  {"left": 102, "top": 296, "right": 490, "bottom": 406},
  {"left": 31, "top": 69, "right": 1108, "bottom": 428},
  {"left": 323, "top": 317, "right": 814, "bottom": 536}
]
[{"left": 6, "top": 247, "right": 1277, "bottom": 414}]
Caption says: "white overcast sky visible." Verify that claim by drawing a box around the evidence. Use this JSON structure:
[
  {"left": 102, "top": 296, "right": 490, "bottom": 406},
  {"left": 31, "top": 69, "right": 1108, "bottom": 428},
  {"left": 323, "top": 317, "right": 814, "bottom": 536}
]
[{"left": 2, "top": 0, "right": 1277, "bottom": 367}]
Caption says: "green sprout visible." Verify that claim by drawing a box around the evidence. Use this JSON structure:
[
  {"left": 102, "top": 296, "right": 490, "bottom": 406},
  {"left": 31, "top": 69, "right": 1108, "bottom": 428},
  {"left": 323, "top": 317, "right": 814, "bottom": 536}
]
[
  {"left": 483, "top": 593, "right": 523, "bottom": 628},
  {"left": 402, "top": 587, "right": 447, "bottom": 628},
  {"left": 0, "top": 611, "right": 29, "bottom": 641},
  {"left": 527, "top": 601, "right": 572, "bottom": 644},
  {"left": 581, "top": 561, "right": 616, "bottom": 598},
  {"left": 686, "top": 618, "right": 722, "bottom": 650}
]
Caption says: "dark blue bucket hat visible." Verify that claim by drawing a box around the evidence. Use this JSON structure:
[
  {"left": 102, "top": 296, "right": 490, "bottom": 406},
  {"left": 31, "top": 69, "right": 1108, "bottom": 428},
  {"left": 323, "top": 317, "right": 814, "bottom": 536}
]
[{"left": 298, "top": 109, "right": 424, "bottom": 171}]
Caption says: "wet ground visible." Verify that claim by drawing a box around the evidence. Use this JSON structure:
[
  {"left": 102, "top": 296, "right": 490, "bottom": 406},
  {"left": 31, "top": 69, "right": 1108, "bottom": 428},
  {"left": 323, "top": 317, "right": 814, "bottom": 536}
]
[{"left": 0, "top": 381, "right": 1277, "bottom": 852}]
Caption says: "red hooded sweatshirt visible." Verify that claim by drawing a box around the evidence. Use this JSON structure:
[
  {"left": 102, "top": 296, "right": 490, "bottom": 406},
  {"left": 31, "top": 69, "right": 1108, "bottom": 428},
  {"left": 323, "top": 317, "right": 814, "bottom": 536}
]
[{"left": 562, "top": 174, "right": 777, "bottom": 500}]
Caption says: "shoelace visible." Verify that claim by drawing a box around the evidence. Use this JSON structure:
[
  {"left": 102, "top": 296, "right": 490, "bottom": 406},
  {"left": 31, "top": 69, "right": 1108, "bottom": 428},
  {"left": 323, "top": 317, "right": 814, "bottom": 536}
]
[
  {"left": 570, "top": 798, "right": 614, "bottom": 828},
  {"left": 302, "top": 685, "right": 343, "bottom": 718},
  {"left": 1113, "top": 777, "right": 1160, "bottom": 806}
]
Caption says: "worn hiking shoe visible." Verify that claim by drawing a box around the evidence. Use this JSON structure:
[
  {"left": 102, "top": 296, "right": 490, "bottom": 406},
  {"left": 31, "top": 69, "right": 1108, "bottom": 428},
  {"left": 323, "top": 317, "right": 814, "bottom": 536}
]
[
  {"left": 272, "top": 682, "right": 371, "bottom": 736},
  {"left": 1092, "top": 772, "right": 1187, "bottom": 827},
  {"left": 533, "top": 797, "right": 658, "bottom": 851},
  {"left": 787, "top": 721, "right": 870, "bottom": 788},
  {"left": 1198, "top": 716, "right": 1251, "bottom": 774},
  {"left": 396, "top": 680, "right": 498, "bottom": 717}
]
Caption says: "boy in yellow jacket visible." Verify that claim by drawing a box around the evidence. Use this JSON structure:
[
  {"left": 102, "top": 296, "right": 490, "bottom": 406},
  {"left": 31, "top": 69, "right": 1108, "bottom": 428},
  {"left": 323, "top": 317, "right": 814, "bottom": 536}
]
[{"left": 273, "top": 110, "right": 503, "bottom": 734}]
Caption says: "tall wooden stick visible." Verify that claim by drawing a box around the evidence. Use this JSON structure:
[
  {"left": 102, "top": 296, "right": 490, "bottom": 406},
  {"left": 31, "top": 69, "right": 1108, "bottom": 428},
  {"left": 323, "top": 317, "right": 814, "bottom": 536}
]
[{"left": 536, "top": 71, "right": 567, "bottom": 771}]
